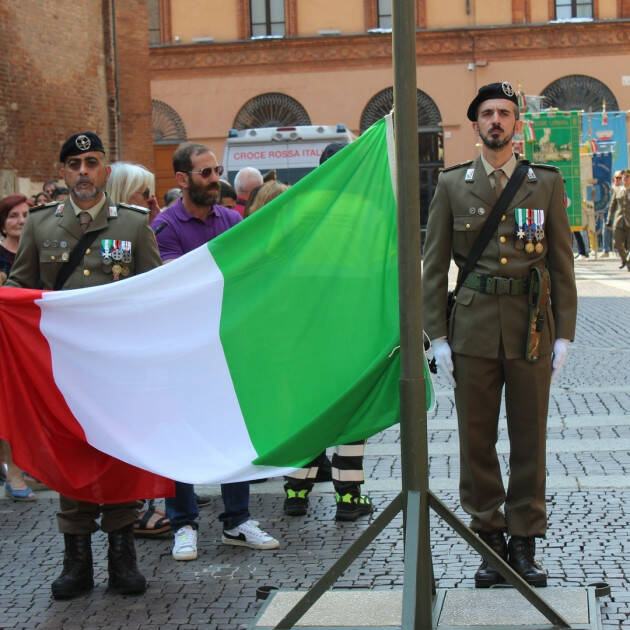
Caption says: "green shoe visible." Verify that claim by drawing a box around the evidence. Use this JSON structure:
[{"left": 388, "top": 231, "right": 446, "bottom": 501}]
[
  {"left": 284, "top": 488, "right": 309, "bottom": 516},
  {"left": 335, "top": 492, "right": 374, "bottom": 522}
]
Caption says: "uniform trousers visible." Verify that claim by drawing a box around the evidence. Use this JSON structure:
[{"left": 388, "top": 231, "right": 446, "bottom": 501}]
[
  {"left": 453, "top": 351, "right": 551, "bottom": 538},
  {"left": 613, "top": 223, "right": 630, "bottom": 263},
  {"left": 284, "top": 440, "right": 366, "bottom": 496},
  {"left": 57, "top": 496, "right": 141, "bottom": 534}
]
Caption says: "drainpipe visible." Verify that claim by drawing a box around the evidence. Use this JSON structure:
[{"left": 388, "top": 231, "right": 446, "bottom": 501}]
[{"left": 111, "top": 0, "right": 122, "bottom": 160}]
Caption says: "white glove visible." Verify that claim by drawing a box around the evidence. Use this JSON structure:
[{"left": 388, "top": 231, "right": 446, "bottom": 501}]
[
  {"left": 432, "top": 337, "right": 456, "bottom": 388},
  {"left": 551, "top": 338, "right": 570, "bottom": 383}
]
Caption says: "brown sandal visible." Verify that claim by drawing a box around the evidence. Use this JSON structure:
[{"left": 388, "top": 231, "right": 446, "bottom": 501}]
[{"left": 133, "top": 502, "right": 171, "bottom": 537}]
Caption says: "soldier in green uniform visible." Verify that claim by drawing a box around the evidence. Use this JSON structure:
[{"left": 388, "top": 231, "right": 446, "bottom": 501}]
[
  {"left": 422, "top": 83, "right": 577, "bottom": 588},
  {"left": 606, "top": 168, "right": 630, "bottom": 270},
  {"left": 5, "top": 132, "right": 162, "bottom": 599}
]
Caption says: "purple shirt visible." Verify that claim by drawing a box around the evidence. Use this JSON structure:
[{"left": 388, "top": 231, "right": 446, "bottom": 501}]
[{"left": 151, "top": 197, "right": 241, "bottom": 260}]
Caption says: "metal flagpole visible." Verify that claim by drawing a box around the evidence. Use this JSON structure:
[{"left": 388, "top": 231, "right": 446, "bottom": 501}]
[{"left": 391, "top": 1, "right": 434, "bottom": 628}]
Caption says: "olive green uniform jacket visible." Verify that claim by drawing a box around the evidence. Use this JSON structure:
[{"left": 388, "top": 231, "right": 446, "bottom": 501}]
[
  {"left": 607, "top": 186, "right": 630, "bottom": 230},
  {"left": 6, "top": 197, "right": 161, "bottom": 291},
  {"left": 606, "top": 186, "right": 630, "bottom": 264},
  {"left": 422, "top": 156, "right": 577, "bottom": 359}
]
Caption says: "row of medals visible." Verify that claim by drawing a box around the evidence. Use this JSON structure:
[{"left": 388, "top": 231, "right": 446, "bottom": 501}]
[
  {"left": 514, "top": 208, "right": 545, "bottom": 254},
  {"left": 101, "top": 239, "right": 132, "bottom": 281}
]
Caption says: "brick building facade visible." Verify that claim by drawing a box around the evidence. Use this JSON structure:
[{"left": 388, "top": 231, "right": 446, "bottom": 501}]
[
  {"left": 148, "top": 0, "right": 630, "bottom": 209},
  {"left": 0, "top": 0, "right": 154, "bottom": 198}
]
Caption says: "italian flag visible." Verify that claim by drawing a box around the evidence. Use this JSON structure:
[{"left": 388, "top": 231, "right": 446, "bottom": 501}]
[{"left": 0, "top": 117, "right": 434, "bottom": 503}]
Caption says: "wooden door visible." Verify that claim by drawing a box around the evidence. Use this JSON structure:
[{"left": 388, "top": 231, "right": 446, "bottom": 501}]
[{"left": 153, "top": 143, "right": 179, "bottom": 206}]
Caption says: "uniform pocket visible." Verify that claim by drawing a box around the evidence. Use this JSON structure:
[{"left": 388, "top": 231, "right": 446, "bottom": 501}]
[
  {"left": 453, "top": 214, "right": 485, "bottom": 248},
  {"left": 453, "top": 215, "right": 485, "bottom": 232},
  {"left": 448, "top": 287, "right": 475, "bottom": 340},
  {"left": 39, "top": 249, "right": 66, "bottom": 264}
]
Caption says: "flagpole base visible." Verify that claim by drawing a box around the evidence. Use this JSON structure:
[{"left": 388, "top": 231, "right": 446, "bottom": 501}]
[{"left": 249, "top": 586, "right": 603, "bottom": 629}]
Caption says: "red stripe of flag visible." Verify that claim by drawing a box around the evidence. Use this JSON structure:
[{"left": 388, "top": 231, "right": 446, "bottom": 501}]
[{"left": 0, "top": 288, "right": 174, "bottom": 503}]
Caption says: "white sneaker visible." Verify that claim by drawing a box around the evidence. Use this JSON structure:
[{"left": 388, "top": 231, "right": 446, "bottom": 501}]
[
  {"left": 222, "top": 519, "right": 279, "bottom": 550},
  {"left": 172, "top": 525, "right": 198, "bottom": 561}
]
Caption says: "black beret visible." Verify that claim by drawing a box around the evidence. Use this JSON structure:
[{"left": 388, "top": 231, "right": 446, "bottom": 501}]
[
  {"left": 59, "top": 132, "right": 105, "bottom": 163},
  {"left": 467, "top": 82, "right": 519, "bottom": 121}
]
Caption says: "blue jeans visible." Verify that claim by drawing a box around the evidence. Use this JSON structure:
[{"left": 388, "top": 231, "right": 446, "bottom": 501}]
[
  {"left": 603, "top": 226, "right": 613, "bottom": 253},
  {"left": 165, "top": 481, "right": 250, "bottom": 531},
  {"left": 574, "top": 231, "right": 587, "bottom": 256}
]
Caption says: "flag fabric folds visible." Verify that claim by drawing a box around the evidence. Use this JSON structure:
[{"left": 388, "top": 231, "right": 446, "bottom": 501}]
[{"left": 0, "top": 117, "right": 434, "bottom": 503}]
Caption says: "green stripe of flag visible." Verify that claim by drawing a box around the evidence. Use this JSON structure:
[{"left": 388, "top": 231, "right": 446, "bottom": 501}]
[{"left": 210, "top": 118, "right": 432, "bottom": 467}]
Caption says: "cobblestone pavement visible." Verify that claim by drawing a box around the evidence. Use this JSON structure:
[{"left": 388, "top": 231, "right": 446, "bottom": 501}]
[{"left": 1, "top": 256, "right": 629, "bottom": 629}]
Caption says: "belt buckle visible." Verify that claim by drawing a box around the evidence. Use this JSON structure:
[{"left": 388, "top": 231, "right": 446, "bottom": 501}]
[{"left": 494, "top": 276, "right": 510, "bottom": 295}]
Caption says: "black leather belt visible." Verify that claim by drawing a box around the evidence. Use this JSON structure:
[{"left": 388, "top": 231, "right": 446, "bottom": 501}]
[{"left": 463, "top": 272, "right": 529, "bottom": 295}]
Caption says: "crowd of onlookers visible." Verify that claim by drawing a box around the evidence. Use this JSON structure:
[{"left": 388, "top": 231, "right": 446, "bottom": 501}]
[
  {"left": 31, "top": 181, "right": 70, "bottom": 206},
  {"left": 574, "top": 168, "right": 630, "bottom": 264}
]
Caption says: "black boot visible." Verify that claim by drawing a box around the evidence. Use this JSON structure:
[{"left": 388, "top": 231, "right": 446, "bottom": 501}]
[
  {"left": 107, "top": 524, "right": 147, "bottom": 595},
  {"left": 334, "top": 491, "right": 374, "bottom": 521},
  {"left": 284, "top": 487, "right": 310, "bottom": 516},
  {"left": 51, "top": 534, "right": 94, "bottom": 599},
  {"left": 508, "top": 536, "right": 547, "bottom": 587},
  {"left": 474, "top": 531, "right": 507, "bottom": 588},
  {"left": 284, "top": 477, "right": 315, "bottom": 516}
]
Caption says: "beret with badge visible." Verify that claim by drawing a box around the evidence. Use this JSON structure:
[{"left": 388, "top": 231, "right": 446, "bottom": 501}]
[
  {"left": 467, "top": 81, "right": 519, "bottom": 122},
  {"left": 59, "top": 131, "right": 105, "bottom": 163}
]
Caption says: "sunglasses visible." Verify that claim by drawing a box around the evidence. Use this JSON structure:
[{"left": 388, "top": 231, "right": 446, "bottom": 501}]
[{"left": 188, "top": 165, "right": 224, "bottom": 178}]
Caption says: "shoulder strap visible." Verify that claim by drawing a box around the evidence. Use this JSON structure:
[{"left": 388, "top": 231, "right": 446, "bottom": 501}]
[
  {"left": 53, "top": 228, "right": 107, "bottom": 290},
  {"left": 452, "top": 160, "right": 530, "bottom": 297}
]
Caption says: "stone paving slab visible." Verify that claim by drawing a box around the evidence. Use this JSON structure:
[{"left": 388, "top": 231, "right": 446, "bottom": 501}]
[
  {"left": 437, "top": 587, "right": 590, "bottom": 626},
  {"left": 254, "top": 590, "right": 404, "bottom": 627}
]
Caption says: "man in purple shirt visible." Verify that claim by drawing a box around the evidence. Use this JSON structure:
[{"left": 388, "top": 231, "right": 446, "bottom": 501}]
[
  {"left": 151, "top": 142, "right": 279, "bottom": 561},
  {"left": 151, "top": 182, "right": 240, "bottom": 257}
]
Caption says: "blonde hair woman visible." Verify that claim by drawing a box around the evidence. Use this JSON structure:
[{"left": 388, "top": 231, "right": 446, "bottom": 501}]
[
  {"left": 106, "top": 162, "right": 161, "bottom": 223},
  {"left": 244, "top": 180, "right": 288, "bottom": 217}
]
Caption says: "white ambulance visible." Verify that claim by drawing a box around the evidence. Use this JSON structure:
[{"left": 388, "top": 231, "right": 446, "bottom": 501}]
[{"left": 222, "top": 124, "right": 355, "bottom": 185}]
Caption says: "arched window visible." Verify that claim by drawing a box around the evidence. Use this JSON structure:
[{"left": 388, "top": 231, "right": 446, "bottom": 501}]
[
  {"left": 361, "top": 88, "right": 443, "bottom": 231},
  {"left": 541, "top": 75, "right": 618, "bottom": 112},
  {"left": 152, "top": 99, "right": 187, "bottom": 143},
  {"left": 360, "top": 87, "right": 441, "bottom": 133},
  {"left": 232, "top": 93, "right": 311, "bottom": 129}
]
